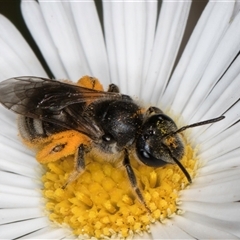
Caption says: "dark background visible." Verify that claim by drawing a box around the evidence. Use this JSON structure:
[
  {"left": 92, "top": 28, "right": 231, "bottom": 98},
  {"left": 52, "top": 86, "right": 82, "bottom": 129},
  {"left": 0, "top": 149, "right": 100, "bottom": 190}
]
[{"left": 0, "top": 0, "right": 208, "bottom": 78}]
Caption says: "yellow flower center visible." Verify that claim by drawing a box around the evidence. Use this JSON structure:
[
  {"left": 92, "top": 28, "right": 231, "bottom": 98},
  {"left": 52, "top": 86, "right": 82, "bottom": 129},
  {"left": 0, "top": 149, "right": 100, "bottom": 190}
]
[{"left": 42, "top": 142, "right": 197, "bottom": 239}]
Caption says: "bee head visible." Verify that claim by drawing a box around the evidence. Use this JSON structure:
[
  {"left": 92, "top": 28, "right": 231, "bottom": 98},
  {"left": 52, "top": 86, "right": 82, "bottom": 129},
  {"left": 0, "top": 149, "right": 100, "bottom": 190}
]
[
  {"left": 136, "top": 113, "right": 224, "bottom": 184},
  {"left": 136, "top": 114, "right": 184, "bottom": 168}
]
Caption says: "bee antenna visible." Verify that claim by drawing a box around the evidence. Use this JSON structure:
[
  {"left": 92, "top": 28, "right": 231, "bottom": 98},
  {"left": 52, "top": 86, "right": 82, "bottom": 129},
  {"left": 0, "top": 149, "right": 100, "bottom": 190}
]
[
  {"left": 174, "top": 115, "right": 225, "bottom": 135},
  {"left": 162, "top": 144, "right": 192, "bottom": 183},
  {"left": 163, "top": 116, "right": 225, "bottom": 139},
  {"left": 172, "top": 155, "right": 192, "bottom": 183}
]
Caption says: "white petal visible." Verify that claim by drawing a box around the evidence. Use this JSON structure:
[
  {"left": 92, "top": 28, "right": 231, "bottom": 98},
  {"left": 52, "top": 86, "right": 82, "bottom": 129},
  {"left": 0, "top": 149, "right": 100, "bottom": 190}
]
[
  {"left": 0, "top": 135, "right": 34, "bottom": 158},
  {"left": 192, "top": 171, "right": 240, "bottom": 196},
  {"left": 0, "top": 171, "right": 41, "bottom": 189},
  {"left": 193, "top": 168, "right": 240, "bottom": 188},
  {"left": 0, "top": 107, "right": 34, "bottom": 159},
  {"left": 189, "top": 90, "right": 240, "bottom": 143},
  {"left": 103, "top": 1, "right": 158, "bottom": 95},
  {"left": 0, "top": 184, "right": 41, "bottom": 197},
  {"left": 0, "top": 39, "right": 25, "bottom": 79},
  {"left": 20, "top": 227, "right": 73, "bottom": 240},
  {"left": 132, "top": 231, "right": 153, "bottom": 240},
  {"left": 70, "top": 1, "right": 110, "bottom": 87},
  {"left": 0, "top": 111, "right": 15, "bottom": 129},
  {"left": 180, "top": 178, "right": 240, "bottom": 203},
  {"left": 182, "top": 8, "right": 240, "bottom": 120},
  {"left": 174, "top": 214, "right": 239, "bottom": 239},
  {"left": 0, "top": 37, "right": 40, "bottom": 79},
  {"left": 0, "top": 126, "right": 21, "bottom": 148},
  {"left": 0, "top": 208, "right": 44, "bottom": 224},
  {"left": 162, "top": 2, "right": 234, "bottom": 113},
  {"left": 232, "top": 0, "right": 240, "bottom": 19},
  {"left": 184, "top": 211, "right": 240, "bottom": 238},
  {"left": 21, "top": 0, "right": 68, "bottom": 79},
  {"left": 123, "top": 2, "right": 147, "bottom": 97},
  {"left": 199, "top": 123, "right": 240, "bottom": 161},
  {"left": 103, "top": 2, "right": 130, "bottom": 93},
  {"left": 0, "top": 138, "right": 39, "bottom": 167},
  {"left": 102, "top": 2, "right": 120, "bottom": 88},
  {"left": 189, "top": 54, "right": 240, "bottom": 124},
  {"left": 180, "top": 201, "right": 240, "bottom": 222},
  {"left": 38, "top": 1, "right": 91, "bottom": 81},
  {"left": 200, "top": 149, "right": 240, "bottom": 175},
  {"left": 150, "top": 222, "right": 171, "bottom": 239},
  {"left": 0, "top": 15, "right": 46, "bottom": 79},
  {"left": 0, "top": 217, "right": 49, "bottom": 239},
  {"left": 140, "top": 2, "right": 158, "bottom": 98},
  {"left": 150, "top": 221, "right": 194, "bottom": 239},
  {"left": 0, "top": 158, "right": 40, "bottom": 178},
  {"left": 60, "top": 234, "right": 76, "bottom": 240},
  {"left": 142, "top": 1, "right": 191, "bottom": 105},
  {"left": 0, "top": 193, "right": 42, "bottom": 208}
]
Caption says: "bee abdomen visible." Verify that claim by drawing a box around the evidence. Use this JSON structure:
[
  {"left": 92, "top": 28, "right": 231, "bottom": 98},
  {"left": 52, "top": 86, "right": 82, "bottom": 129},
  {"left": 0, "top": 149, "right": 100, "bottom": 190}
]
[{"left": 18, "top": 116, "right": 46, "bottom": 141}]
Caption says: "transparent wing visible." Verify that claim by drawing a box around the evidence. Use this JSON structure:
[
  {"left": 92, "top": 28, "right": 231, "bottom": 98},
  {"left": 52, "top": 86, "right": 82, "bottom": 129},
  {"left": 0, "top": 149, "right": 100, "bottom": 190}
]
[{"left": 0, "top": 76, "right": 123, "bottom": 139}]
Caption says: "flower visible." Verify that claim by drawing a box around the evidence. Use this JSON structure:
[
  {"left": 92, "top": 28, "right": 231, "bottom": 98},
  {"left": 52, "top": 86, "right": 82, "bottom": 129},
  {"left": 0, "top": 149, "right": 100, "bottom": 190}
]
[{"left": 1, "top": 0, "right": 240, "bottom": 239}]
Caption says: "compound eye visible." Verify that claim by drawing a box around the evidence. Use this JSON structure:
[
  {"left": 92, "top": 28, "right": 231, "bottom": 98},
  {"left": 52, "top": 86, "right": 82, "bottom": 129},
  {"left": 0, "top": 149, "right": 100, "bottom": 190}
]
[
  {"left": 102, "top": 133, "right": 115, "bottom": 143},
  {"left": 157, "top": 114, "right": 174, "bottom": 122},
  {"left": 136, "top": 134, "right": 167, "bottom": 167},
  {"left": 140, "top": 150, "right": 151, "bottom": 159},
  {"left": 137, "top": 148, "right": 166, "bottom": 167},
  {"left": 143, "top": 130, "right": 154, "bottom": 140}
]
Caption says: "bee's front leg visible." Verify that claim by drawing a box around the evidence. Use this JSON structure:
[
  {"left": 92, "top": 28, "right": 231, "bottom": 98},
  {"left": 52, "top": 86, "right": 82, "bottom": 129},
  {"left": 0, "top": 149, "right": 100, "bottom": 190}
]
[
  {"left": 123, "top": 149, "right": 150, "bottom": 212},
  {"left": 63, "top": 143, "right": 89, "bottom": 188}
]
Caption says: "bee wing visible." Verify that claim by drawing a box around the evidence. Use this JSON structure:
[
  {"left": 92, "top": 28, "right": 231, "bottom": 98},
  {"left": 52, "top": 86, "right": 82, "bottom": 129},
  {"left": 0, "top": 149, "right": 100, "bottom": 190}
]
[
  {"left": 0, "top": 76, "right": 122, "bottom": 113},
  {"left": 0, "top": 76, "right": 122, "bottom": 139}
]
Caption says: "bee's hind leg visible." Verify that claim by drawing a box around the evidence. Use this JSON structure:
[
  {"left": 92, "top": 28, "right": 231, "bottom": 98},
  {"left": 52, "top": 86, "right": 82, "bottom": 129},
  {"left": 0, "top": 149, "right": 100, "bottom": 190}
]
[{"left": 62, "top": 143, "right": 88, "bottom": 188}]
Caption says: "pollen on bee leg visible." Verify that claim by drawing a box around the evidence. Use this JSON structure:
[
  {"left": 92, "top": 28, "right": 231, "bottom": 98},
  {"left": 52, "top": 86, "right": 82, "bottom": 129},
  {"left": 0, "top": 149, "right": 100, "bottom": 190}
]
[{"left": 35, "top": 130, "right": 90, "bottom": 163}]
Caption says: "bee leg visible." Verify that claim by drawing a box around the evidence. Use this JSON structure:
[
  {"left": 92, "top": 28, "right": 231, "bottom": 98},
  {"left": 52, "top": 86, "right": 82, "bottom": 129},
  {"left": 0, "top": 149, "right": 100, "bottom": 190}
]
[
  {"left": 107, "top": 84, "right": 133, "bottom": 101},
  {"left": 123, "top": 149, "right": 150, "bottom": 212},
  {"left": 145, "top": 106, "right": 163, "bottom": 116},
  {"left": 63, "top": 143, "right": 88, "bottom": 188},
  {"left": 107, "top": 84, "right": 119, "bottom": 93}
]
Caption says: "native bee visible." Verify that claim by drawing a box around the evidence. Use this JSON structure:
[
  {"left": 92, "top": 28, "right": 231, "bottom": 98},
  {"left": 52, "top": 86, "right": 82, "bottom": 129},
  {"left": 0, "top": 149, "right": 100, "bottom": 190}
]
[{"left": 0, "top": 76, "right": 224, "bottom": 208}]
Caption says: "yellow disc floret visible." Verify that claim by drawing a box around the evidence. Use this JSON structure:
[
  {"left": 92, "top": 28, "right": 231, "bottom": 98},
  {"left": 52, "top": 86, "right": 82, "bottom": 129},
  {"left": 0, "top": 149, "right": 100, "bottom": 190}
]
[{"left": 42, "top": 143, "right": 197, "bottom": 239}]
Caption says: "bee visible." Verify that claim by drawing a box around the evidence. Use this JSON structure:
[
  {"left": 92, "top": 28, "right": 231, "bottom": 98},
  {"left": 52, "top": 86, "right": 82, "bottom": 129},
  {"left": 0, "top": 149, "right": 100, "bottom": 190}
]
[{"left": 0, "top": 76, "right": 224, "bottom": 209}]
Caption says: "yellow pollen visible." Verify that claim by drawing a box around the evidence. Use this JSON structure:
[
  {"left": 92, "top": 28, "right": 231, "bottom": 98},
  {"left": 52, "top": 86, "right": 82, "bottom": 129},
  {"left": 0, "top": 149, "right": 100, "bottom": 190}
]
[
  {"left": 76, "top": 192, "right": 93, "bottom": 207},
  {"left": 41, "top": 141, "right": 197, "bottom": 239}
]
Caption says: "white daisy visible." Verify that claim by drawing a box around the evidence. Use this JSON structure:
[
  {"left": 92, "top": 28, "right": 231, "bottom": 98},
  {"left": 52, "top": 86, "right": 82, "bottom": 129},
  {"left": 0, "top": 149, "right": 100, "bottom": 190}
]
[{"left": 0, "top": 0, "right": 240, "bottom": 239}]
